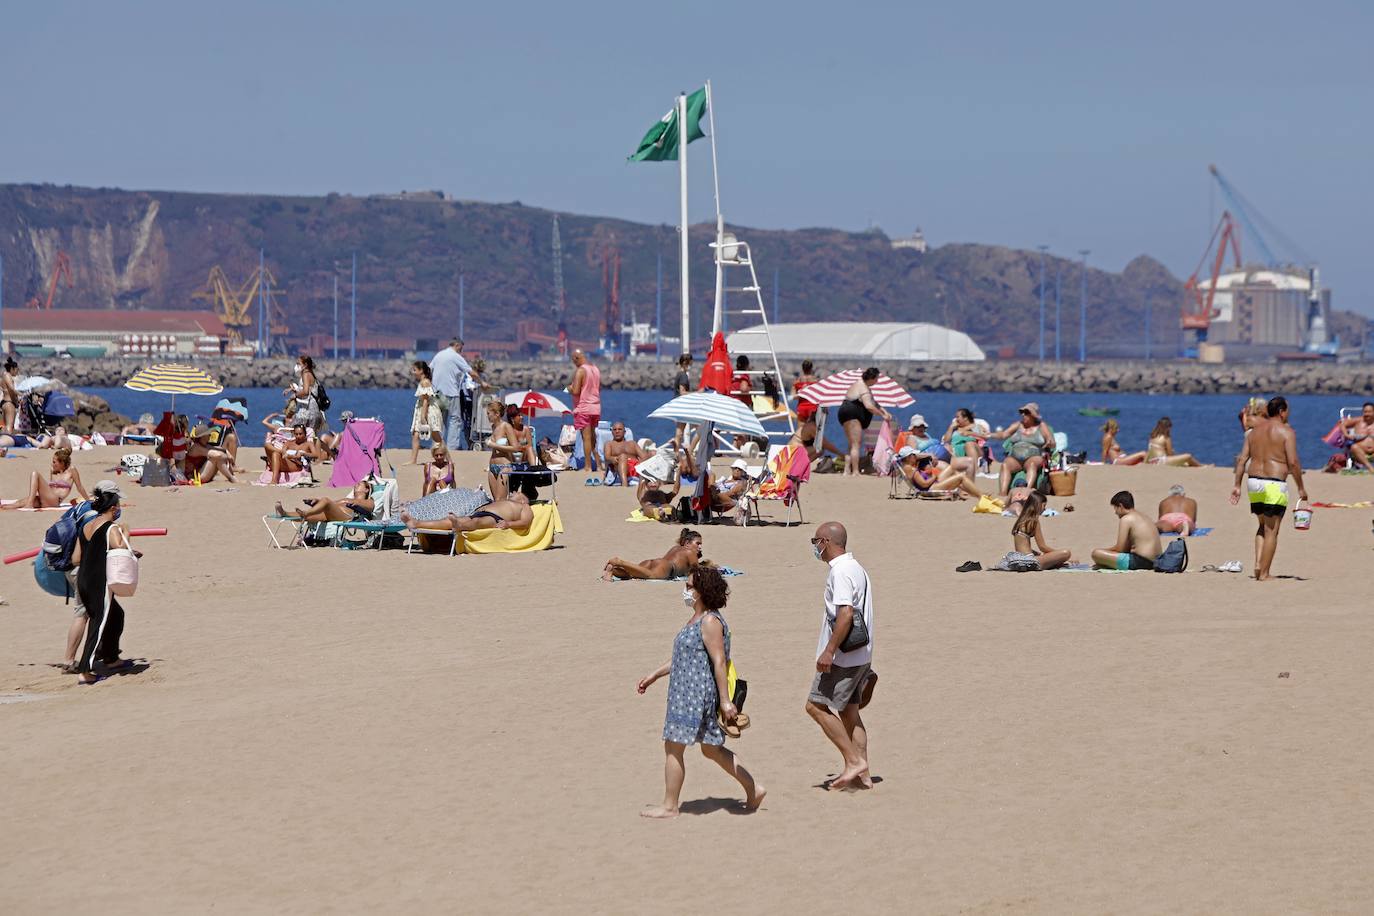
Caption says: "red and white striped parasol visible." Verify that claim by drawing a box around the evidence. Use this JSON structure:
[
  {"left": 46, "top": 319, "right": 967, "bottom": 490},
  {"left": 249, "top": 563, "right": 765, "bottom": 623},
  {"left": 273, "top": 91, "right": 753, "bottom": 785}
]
[
  {"left": 797, "top": 369, "right": 914, "bottom": 408},
  {"left": 503, "top": 390, "right": 572, "bottom": 418}
]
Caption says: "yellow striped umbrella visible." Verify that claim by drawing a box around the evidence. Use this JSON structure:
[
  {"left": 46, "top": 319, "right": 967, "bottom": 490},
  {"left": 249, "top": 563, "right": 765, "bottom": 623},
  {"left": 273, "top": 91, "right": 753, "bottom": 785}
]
[{"left": 124, "top": 363, "right": 223, "bottom": 409}]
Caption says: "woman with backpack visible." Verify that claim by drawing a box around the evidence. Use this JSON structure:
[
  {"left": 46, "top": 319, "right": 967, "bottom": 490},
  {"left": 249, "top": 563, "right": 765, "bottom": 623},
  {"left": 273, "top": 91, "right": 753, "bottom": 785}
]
[
  {"left": 70, "top": 480, "right": 136, "bottom": 685},
  {"left": 284, "top": 355, "right": 325, "bottom": 433},
  {"left": 637, "top": 565, "right": 765, "bottom": 818}
]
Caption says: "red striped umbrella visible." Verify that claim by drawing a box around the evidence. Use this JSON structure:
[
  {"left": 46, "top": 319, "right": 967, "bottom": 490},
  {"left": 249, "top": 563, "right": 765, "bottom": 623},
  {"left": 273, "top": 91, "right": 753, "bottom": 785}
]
[
  {"left": 798, "top": 369, "right": 914, "bottom": 408},
  {"left": 504, "top": 390, "right": 572, "bottom": 418}
]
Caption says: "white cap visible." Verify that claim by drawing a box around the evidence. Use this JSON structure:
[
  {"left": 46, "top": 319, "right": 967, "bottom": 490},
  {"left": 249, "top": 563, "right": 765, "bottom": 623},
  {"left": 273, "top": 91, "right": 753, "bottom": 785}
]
[
  {"left": 730, "top": 458, "right": 749, "bottom": 471},
  {"left": 93, "top": 479, "right": 123, "bottom": 499},
  {"left": 909, "top": 414, "right": 927, "bottom": 428}
]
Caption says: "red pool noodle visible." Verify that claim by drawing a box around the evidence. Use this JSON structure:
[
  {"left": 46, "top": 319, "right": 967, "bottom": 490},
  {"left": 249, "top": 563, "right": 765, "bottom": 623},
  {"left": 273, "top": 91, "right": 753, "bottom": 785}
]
[{"left": 3, "top": 528, "right": 167, "bottom": 565}]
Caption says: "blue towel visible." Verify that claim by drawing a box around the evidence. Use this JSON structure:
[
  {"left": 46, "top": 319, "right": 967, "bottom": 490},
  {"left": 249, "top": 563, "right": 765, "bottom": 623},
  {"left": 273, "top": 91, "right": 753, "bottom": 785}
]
[{"left": 1188, "top": 527, "right": 1213, "bottom": 537}]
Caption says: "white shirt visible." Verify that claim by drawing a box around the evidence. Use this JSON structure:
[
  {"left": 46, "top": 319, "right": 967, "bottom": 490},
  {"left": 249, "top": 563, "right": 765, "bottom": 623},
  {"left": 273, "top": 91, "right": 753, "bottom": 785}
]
[
  {"left": 430, "top": 348, "right": 473, "bottom": 398},
  {"left": 816, "top": 552, "right": 874, "bottom": 667}
]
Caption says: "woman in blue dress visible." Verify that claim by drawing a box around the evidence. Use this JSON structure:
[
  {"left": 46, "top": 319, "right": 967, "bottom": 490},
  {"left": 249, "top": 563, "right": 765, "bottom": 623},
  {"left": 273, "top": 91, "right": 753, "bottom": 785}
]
[{"left": 637, "top": 565, "right": 765, "bottom": 818}]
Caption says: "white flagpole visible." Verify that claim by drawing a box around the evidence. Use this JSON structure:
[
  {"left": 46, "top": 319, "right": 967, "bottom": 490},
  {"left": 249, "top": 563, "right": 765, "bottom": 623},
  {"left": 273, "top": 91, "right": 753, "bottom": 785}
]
[
  {"left": 678, "top": 93, "right": 690, "bottom": 356},
  {"left": 706, "top": 81, "right": 724, "bottom": 335}
]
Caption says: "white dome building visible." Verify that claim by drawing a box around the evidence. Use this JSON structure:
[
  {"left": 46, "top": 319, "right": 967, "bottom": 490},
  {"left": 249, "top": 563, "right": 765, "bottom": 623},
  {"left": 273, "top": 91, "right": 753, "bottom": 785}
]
[{"left": 726, "top": 321, "right": 985, "bottom": 362}]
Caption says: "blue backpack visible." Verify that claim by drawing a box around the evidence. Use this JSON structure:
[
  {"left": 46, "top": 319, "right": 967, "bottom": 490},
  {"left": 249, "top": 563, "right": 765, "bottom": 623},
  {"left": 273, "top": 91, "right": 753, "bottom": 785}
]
[
  {"left": 41, "top": 501, "right": 98, "bottom": 573},
  {"left": 1153, "top": 538, "right": 1188, "bottom": 573}
]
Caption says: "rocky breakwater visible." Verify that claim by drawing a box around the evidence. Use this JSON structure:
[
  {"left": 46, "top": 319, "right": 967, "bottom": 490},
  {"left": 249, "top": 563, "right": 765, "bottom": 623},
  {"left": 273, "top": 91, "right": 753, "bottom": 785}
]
[{"left": 17, "top": 356, "right": 1374, "bottom": 398}]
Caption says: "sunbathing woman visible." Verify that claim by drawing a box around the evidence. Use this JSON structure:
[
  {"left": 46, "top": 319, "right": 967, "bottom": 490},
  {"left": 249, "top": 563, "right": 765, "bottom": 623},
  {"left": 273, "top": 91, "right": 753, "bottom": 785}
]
[
  {"left": 898, "top": 451, "right": 994, "bottom": 501},
  {"left": 275, "top": 480, "right": 374, "bottom": 523},
  {"left": 1100, "top": 419, "right": 1146, "bottom": 465},
  {"left": 1146, "top": 417, "right": 1202, "bottom": 467},
  {"left": 983, "top": 403, "right": 1054, "bottom": 499},
  {"left": 265, "top": 424, "right": 328, "bottom": 484},
  {"left": 1011, "top": 491, "right": 1071, "bottom": 570},
  {"left": 603, "top": 528, "right": 703, "bottom": 581},
  {"left": 5, "top": 447, "right": 88, "bottom": 509},
  {"left": 423, "top": 444, "right": 454, "bottom": 497}
]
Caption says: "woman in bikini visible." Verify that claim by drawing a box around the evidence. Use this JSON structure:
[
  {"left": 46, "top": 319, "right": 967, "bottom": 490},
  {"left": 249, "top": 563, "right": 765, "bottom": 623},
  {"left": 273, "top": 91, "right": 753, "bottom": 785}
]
[
  {"left": 1146, "top": 417, "right": 1202, "bottom": 467},
  {"left": 275, "top": 480, "right": 374, "bottom": 523},
  {"left": 1, "top": 358, "right": 20, "bottom": 432},
  {"left": 602, "top": 528, "right": 704, "bottom": 581},
  {"left": 487, "top": 404, "right": 537, "bottom": 498},
  {"left": 1011, "top": 491, "right": 1071, "bottom": 570},
  {"left": 897, "top": 450, "right": 993, "bottom": 501},
  {"left": 423, "top": 444, "right": 454, "bottom": 497},
  {"left": 6, "top": 446, "right": 88, "bottom": 509},
  {"left": 837, "top": 368, "right": 892, "bottom": 477},
  {"left": 941, "top": 407, "right": 985, "bottom": 482},
  {"left": 1100, "top": 419, "right": 1146, "bottom": 465}
]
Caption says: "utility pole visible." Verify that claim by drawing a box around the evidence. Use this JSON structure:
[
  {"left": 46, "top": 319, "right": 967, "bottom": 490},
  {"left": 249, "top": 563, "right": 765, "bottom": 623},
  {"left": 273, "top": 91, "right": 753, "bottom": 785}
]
[
  {"left": 332, "top": 275, "right": 339, "bottom": 360},
  {"left": 459, "top": 274, "right": 465, "bottom": 339},
  {"left": 773, "top": 267, "right": 780, "bottom": 324},
  {"left": 1054, "top": 264, "right": 1062, "bottom": 363},
  {"left": 350, "top": 251, "right": 357, "bottom": 359},
  {"left": 0, "top": 253, "right": 5, "bottom": 352},
  {"left": 1037, "top": 245, "right": 1048, "bottom": 362},
  {"left": 1078, "top": 249, "right": 1090, "bottom": 362},
  {"left": 257, "top": 248, "right": 266, "bottom": 355}
]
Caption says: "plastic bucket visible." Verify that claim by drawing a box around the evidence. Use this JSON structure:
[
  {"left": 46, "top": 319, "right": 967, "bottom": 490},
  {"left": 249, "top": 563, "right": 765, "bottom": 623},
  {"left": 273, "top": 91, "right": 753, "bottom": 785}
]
[{"left": 1293, "top": 502, "right": 1312, "bottom": 531}]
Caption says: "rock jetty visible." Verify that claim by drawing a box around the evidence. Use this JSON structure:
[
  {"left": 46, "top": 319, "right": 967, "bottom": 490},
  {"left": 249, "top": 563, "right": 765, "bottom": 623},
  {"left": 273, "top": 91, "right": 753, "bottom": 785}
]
[{"left": 15, "top": 356, "right": 1374, "bottom": 398}]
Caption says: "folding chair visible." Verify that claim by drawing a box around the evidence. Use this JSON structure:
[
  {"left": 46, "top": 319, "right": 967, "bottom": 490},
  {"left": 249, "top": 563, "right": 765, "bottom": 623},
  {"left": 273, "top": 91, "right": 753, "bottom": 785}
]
[{"left": 741, "top": 443, "right": 808, "bottom": 527}]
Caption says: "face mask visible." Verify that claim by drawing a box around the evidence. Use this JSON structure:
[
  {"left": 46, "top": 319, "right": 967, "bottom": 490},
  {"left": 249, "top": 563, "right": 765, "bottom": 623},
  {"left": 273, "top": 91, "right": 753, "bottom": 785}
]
[
  {"left": 813, "top": 544, "right": 824, "bottom": 561},
  {"left": 294, "top": 363, "right": 303, "bottom": 376},
  {"left": 113, "top": 508, "right": 122, "bottom": 522},
  {"left": 681, "top": 587, "right": 696, "bottom": 609}
]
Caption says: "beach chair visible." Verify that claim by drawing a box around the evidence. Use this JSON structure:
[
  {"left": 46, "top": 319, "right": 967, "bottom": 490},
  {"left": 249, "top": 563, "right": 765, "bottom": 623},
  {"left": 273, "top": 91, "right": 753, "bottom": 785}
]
[
  {"left": 741, "top": 442, "right": 809, "bottom": 526},
  {"left": 335, "top": 478, "right": 404, "bottom": 549}
]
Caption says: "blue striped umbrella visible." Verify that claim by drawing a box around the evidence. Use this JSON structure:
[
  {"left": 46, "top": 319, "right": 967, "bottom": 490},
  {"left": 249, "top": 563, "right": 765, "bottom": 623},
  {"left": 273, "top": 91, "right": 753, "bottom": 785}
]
[{"left": 649, "top": 391, "right": 766, "bottom": 436}]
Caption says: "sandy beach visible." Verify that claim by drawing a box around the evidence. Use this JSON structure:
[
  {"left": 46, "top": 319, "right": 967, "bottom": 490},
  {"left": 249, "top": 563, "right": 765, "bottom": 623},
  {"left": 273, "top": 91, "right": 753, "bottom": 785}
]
[{"left": 2, "top": 447, "right": 1372, "bottom": 913}]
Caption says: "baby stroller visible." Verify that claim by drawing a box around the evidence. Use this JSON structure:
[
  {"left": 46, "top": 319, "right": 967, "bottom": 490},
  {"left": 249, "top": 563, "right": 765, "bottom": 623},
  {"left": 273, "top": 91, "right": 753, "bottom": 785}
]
[{"left": 20, "top": 389, "right": 76, "bottom": 436}]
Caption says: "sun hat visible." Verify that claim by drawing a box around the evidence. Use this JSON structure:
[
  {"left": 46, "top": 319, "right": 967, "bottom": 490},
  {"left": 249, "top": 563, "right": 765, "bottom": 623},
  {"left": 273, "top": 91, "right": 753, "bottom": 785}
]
[
  {"left": 895, "top": 446, "right": 918, "bottom": 460},
  {"left": 190, "top": 423, "right": 211, "bottom": 438},
  {"left": 730, "top": 458, "right": 749, "bottom": 471},
  {"left": 1019, "top": 402, "right": 1041, "bottom": 420},
  {"left": 909, "top": 414, "right": 927, "bottom": 429}
]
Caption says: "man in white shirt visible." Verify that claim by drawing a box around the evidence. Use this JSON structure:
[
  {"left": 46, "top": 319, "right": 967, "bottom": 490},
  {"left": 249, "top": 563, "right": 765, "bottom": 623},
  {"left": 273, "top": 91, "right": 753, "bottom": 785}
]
[
  {"left": 429, "top": 338, "right": 474, "bottom": 451},
  {"left": 806, "top": 521, "right": 877, "bottom": 791}
]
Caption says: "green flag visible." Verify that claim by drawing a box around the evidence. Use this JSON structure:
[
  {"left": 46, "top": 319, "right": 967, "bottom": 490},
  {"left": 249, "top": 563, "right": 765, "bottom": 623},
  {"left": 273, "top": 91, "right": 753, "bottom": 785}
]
[{"left": 628, "top": 87, "right": 707, "bottom": 162}]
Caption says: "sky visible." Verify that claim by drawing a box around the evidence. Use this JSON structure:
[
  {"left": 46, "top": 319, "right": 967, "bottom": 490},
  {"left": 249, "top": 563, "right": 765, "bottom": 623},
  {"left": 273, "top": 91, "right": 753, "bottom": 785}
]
[{"left": 4, "top": 0, "right": 1372, "bottom": 315}]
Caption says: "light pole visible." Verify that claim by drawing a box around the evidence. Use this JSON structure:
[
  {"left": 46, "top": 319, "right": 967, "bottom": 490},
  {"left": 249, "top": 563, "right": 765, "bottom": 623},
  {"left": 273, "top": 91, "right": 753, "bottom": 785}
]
[
  {"left": 1078, "top": 249, "right": 1090, "bottom": 362},
  {"left": 350, "top": 251, "right": 357, "bottom": 359},
  {"left": 332, "top": 275, "right": 339, "bottom": 360},
  {"left": 1037, "top": 245, "right": 1048, "bottom": 362},
  {"left": 459, "top": 274, "right": 465, "bottom": 340},
  {"left": 1054, "top": 263, "right": 1062, "bottom": 363},
  {"left": 1145, "top": 291, "right": 1152, "bottom": 361}
]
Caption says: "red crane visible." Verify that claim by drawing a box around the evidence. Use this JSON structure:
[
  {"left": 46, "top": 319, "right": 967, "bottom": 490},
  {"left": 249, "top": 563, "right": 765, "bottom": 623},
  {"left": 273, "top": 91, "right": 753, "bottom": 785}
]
[
  {"left": 1181, "top": 211, "right": 1242, "bottom": 338},
  {"left": 601, "top": 246, "right": 620, "bottom": 354},
  {"left": 25, "top": 251, "right": 74, "bottom": 310}
]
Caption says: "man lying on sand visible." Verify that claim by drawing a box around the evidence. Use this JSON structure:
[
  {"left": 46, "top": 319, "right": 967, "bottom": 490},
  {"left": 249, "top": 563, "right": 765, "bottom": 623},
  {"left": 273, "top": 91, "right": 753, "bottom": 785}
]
[
  {"left": 1156, "top": 484, "right": 1198, "bottom": 536},
  {"left": 1091, "top": 490, "right": 1163, "bottom": 571},
  {"left": 603, "top": 528, "right": 702, "bottom": 581},
  {"left": 401, "top": 491, "right": 534, "bottom": 534}
]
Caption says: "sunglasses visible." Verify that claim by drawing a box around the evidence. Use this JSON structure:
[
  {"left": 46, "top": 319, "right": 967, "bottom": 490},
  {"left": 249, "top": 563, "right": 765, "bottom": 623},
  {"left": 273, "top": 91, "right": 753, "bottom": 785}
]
[{"left": 809, "top": 536, "right": 829, "bottom": 545}]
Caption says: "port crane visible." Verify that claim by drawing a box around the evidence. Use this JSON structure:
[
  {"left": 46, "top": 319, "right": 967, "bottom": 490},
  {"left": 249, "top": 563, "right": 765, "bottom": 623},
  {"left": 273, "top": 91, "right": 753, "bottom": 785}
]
[
  {"left": 191, "top": 265, "right": 285, "bottom": 348},
  {"left": 25, "top": 251, "right": 73, "bottom": 309},
  {"left": 600, "top": 246, "right": 621, "bottom": 357},
  {"left": 1181, "top": 211, "right": 1242, "bottom": 338}
]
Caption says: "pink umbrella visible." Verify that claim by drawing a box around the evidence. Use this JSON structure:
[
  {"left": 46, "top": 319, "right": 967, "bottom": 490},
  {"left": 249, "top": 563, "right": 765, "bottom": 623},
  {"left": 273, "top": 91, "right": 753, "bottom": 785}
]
[
  {"left": 503, "top": 390, "right": 572, "bottom": 418},
  {"left": 798, "top": 369, "right": 915, "bottom": 408}
]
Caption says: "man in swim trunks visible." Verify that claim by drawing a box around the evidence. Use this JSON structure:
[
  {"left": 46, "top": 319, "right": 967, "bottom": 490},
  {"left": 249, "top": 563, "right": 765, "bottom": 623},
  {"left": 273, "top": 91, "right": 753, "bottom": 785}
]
[
  {"left": 1340, "top": 402, "right": 1374, "bottom": 472},
  {"left": 1091, "top": 490, "right": 1163, "bottom": 570},
  {"left": 601, "top": 528, "right": 703, "bottom": 581},
  {"left": 569, "top": 349, "right": 602, "bottom": 481},
  {"left": 604, "top": 422, "right": 647, "bottom": 486},
  {"left": 1156, "top": 484, "right": 1198, "bottom": 536},
  {"left": 1230, "top": 396, "right": 1308, "bottom": 581}
]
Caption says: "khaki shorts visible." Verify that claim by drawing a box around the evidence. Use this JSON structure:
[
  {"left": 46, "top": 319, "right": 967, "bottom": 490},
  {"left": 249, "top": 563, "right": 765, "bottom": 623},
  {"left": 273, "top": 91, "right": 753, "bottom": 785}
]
[
  {"left": 808, "top": 663, "right": 871, "bottom": 715},
  {"left": 66, "top": 570, "right": 86, "bottom": 618}
]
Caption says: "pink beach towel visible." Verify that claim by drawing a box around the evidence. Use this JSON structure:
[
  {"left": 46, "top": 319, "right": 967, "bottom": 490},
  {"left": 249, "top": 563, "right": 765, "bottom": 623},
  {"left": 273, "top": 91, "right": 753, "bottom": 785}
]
[
  {"left": 872, "top": 420, "right": 895, "bottom": 476},
  {"left": 329, "top": 419, "right": 386, "bottom": 488}
]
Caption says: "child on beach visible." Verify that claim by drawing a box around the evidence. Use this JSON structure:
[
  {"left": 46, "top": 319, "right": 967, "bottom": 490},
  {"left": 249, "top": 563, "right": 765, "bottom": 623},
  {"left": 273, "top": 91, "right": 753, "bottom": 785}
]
[{"left": 1011, "top": 491, "right": 1071, "bottom": 570}]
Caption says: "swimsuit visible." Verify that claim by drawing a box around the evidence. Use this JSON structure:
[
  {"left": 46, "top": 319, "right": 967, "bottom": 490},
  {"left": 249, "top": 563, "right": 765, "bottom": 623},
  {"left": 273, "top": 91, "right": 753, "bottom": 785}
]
[
  {"left": 470, "top": 509, "right": 503, "bottom": 523},
  {"left": 50, "top": 479, "right": 73, "bottom": 492},
  {"left": 1115, "top": 552, "right": 1156, "bottom": 571},
  {"left": 1247, "top": 476, "right": 1289, "bottom": 517},
  {"left": 1004, "top": 428, "right": 1047, "bottom": 463},
  {"left": 837, "top": 397, "right": 874, "bottom": 429},
  {"left": 1157, "top": 512, "right": 1192, "bottom": 535}
]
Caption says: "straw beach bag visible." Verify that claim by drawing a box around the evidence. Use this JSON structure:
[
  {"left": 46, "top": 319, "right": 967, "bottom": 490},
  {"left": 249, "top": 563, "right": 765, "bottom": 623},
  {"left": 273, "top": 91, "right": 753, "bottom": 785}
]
[{"left": 106, "top": 526, "right": 139, "bottom": 598}]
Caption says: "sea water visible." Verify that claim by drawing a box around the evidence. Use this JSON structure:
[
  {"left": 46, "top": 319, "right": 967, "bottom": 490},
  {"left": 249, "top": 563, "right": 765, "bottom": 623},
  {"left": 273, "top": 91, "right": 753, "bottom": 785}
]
[{"left": 87, "top": 386, "right": 1359, "bottom": 470}]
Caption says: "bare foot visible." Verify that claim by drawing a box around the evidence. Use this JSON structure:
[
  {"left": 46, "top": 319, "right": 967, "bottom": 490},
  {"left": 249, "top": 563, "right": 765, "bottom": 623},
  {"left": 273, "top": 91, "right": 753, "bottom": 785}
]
[
  {"left": 446, "top": 512, "right": 463, "bottom": 530},
  {"left": 400, "top": 510, "right": 417, "bottom": 531},
  {"left": 744, "top": 783, "right": 767, "bottom": 811},
  {"left": 640, "top": 805, "right": 680, "bottom": 819},
  {"left": 274, "top": 501, "right": 288, "bottom": 517},
  {"left": 602, "top": 562, "right": 617, "bottom": 582},
  {"left": 828, "top": 763, "right": 870, "bottom": 791}
]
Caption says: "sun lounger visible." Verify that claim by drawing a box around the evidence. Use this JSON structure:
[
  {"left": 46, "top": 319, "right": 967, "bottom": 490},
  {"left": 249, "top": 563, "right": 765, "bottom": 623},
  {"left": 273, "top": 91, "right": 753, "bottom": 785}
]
[{"left": 263, "top": 477, "right": 399, "bottom": 549}]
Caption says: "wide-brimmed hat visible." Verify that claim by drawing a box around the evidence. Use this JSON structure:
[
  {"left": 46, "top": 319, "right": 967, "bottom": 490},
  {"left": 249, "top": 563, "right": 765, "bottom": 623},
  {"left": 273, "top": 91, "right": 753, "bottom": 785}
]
[
  {"left": 1019, "top": 402, "right": 1041, "bottom": 420},
  {"left": 190, "top": 423, "right": 211, "bottom": 438},
  {"left": 730, "top": 458, "right": 749, "bottom": 471},
  {"left": 909, "top": 414, "right": 927, "bottom": 429}
]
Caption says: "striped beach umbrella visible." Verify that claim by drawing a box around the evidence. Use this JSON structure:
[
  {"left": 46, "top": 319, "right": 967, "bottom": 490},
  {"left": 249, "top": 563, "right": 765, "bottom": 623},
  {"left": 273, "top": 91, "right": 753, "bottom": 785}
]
[
  {"left": 124, "top": 363, "right": 224, "bottom": 410},
  {"left": 649, "top": 391, "right": 766, "bottom": 436},
  {"left": 797, "top": 369, "right": 914, "bottom": 408},
  {"left": 503, "top": 390, "right": 572, "bottom": 418}
]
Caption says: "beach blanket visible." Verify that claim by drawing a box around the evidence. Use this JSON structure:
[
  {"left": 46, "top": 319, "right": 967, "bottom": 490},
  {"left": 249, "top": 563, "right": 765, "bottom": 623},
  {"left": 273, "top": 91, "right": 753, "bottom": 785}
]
[
  {"left": 1310, "top": 501, "right": 1373, "bottom": 509},
  {"left": 404, "top": 487, "right": 491, "bottom": 522},
  {"left": 456, "top": 502, "right": 563, "bottom": 554}
]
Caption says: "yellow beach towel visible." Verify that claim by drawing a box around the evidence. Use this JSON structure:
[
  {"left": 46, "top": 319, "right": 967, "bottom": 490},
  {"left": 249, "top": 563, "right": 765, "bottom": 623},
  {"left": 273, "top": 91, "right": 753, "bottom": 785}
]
[
  {"left": 972, "top": 494, "right": 1004, "bottom": 514},
  {"left": 456, "top": 502, "right": 564, "bottom": 554}
]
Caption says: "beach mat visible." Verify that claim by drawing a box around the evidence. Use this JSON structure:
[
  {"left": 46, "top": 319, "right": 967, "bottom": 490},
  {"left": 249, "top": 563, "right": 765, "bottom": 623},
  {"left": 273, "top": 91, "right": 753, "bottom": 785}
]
[{"left": 612, "top": 566, "right": 744, "bottom": 582}]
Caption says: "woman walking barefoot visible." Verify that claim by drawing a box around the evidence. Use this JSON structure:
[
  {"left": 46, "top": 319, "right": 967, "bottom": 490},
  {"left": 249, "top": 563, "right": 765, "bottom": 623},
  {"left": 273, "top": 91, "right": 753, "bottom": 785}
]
[
  {"left": 637, "top": 566, "right": 765, "bottom": 819},
  {"left": 407, "top": 361, "right": 443, "bottom": 465},
  {"left": 837, "top": 367, "right": 892, "bottom": 477}
]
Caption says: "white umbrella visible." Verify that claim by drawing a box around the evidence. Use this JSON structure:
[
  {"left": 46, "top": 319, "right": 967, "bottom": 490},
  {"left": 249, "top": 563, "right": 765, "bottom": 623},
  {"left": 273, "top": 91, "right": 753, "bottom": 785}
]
[
  {"left": 15, "top": 376, "right": 54, "bottom": 393},
  {"left": 650, "top": 391, "right": 766, "bottom": 437}
]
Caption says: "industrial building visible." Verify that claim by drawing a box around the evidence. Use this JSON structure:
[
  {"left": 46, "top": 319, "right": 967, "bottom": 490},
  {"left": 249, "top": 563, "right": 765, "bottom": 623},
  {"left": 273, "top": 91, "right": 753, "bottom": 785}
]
[
  {"left": 1202, "top": 268, "right": 1330, "bottom": 349},
  {"left": 0, "top": 308, "right": 228, "bottom": 358},
  {"left": 727, "top": 321, "right": 985, "bottom": 362}
]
